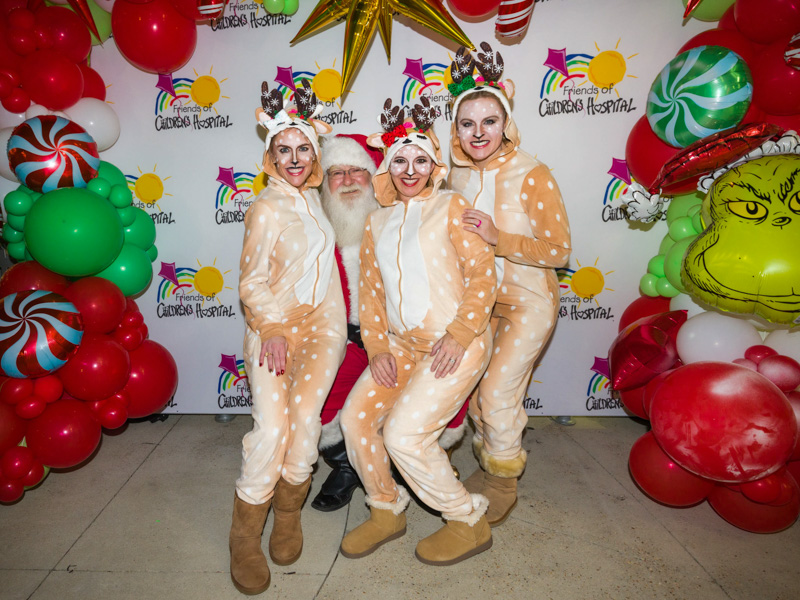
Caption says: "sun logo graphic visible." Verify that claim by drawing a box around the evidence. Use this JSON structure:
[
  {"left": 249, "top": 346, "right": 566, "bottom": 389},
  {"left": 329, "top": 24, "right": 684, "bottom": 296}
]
[
  {"left": 558, "top": 259, "right": 616, "bottom": 321},
  {"left": 154, "top": 69, "right": 234, "bottom": 132},
  {"left": 217, "top": 353, "right": 252, "bottom": 409},
  {"left": 400, "top": 58, "right": 453, "bottom": 105},
  {"left": 601, "top": 158, "right": 635, "bottom": 223},
  {"left": 214, "top": 166, "right": 268, "bottom": 225},
  {"left": 274, "top": 63, "right": 357, "bottom": 125},
  {"left": 155, "top": 259, "right": 238, "bottom": 320},
  {"left": 539, "top": 40, "right": 638, "bottom": 118},
  {"left": 586, "top": 356, "right": 621, "bottom": 411},
  {"left": 125, "top": 165, "right": 175, "bottom": 223}
]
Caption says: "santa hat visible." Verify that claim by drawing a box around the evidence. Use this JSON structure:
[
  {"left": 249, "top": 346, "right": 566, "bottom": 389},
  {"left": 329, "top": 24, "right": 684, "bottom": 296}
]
[{"left": 321, "top": 134, "right": 383, "bottom": 176}]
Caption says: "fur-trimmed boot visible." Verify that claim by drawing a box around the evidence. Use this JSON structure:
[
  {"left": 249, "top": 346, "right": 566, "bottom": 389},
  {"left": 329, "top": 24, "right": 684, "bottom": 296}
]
[
  {"left": 462, "top": 438, "right": 486, "bottom": 493},
  {"left": 229, "top": 495, "right": 271, "bottom": 595},
  {"left": 311, "top": 440, "right": 361, "bottom": 512},
  {"left": 475, "top": 438, "right": 527, "bottom": 527},
  {"left": 340, "top": 487, "right": 410, "bottom": 558},
  {"left": 415, "top": 494, "right": 492, "bottom": 566},
  {"left": 268, "top": 477, "right": 312, "bottom": 566}
]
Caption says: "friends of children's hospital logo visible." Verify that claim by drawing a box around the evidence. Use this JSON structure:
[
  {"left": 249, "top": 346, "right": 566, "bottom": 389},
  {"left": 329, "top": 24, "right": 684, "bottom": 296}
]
[
  {"left": 274, "top": 63, "right": 357, "bottom": 125},
  {"left": 557, "top": 257, "right": 615, "bottom": 321},
  {"left": 400, "top": 59, "right": 454, "bottom": 118},
  {"left": 218, "top": 353, "right": 252, "bottom": 409},
  {"left": 539, "top": 40, "right": 638, "bottom": 117},
  {"left": 210, "top": 0, "right": 293, "bottom": 32},
  {"left": 586, "top": 356, "right": 620, "bottom": 411},
  {"left": 126, "top": 165, "right": 176, "bottom": 224},
  {"left": 155, "top": 259, "right": 238, "bottom": 319},
  {"left": 154, "top": 68, "right": 233, "bottom": 132},
  {"left": 601, "top": 157, "right": 634, "bottom": 223},
  {"left": 214, "top": 167, "right": 268, "bottom": 225}
]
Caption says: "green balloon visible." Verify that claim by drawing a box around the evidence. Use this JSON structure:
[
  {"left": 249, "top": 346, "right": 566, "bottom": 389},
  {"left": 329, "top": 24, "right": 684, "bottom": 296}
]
[
  {"left": 3, "top": 224, "right": 24, "bottom": 243},
  {"left": 666, "top": 191, "right": 704, "bottom": 222},
  {"left": 658, "top": 233, "right": 675, "bottom": 255},
  {"left": 640, "top": 273, "right": 660, "bottom": 297},
  {"left": 6, "top": 213, "right": 25, "bottom": 231},
  {"left": 24, "top": 188, "right": 123, "bottom": 277},
  {"left": 87, "top": 177, "right": 111, "bottom": 198},
  {"left": 681, "top": 0, "right": 735, "bottom": 21},
  {"left": 264, "top": 0, "right": 284, "bottom": 14},
  {"left": 669, "top": 216, "right": 697, "bottom": 241},
  {"left": 117, "top": 206, "right": 137, "bottom": 227},
  {"left": 96, "top": 244, "right": 153, "bottom": 297},
  {"left": 647, "top": 254, "right": 666, "bottom": 278},
  {"left": 692, "top": 213, "right": 704, "bottom": 234},
  {"left": 97, "top": 161, "right": 128, "bottom": 189},
  {"left": 687, "top": 204, "right": 701, "bottom": 218},
  {"left": 4, "top": 190, "right": 33, "bottom": 216},
  {"left": 664, "top": 237, "right": 695, "bottom": 293},
  {"left": 7, "top": 241, "right": 26, "bottom": 261},
  {"left": 109, "top": 184, "right": 133, "bottom": 208},
  {"left": 282, "top": 0, "right": 299, "bottom": 14},
  {"left": 656, "top": 277, "right": 680, "bottom": 298},
  {"left": 124, "top": 208, "right": 156, "bottom": 250},
  {"left": 147, "top": 245, "right": 158, "bottom": 262}
]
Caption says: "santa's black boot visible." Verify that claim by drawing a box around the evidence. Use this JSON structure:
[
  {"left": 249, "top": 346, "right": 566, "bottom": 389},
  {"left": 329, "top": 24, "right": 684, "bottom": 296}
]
[{"left": 311, "top": 441, "right": 361, "bottom": 512}]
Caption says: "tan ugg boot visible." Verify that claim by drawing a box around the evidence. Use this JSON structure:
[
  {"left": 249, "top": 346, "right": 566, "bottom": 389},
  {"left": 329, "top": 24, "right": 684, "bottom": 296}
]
[
  {"left": 340, "top": 487, "right": 410, "bottom": 558},
  {"left": 415, "top": 494, "right": 492, "bottom": 566},
  {"left": 268, "top": 477, "right": 312, "bottom": 566},
  {"left": 483, "top": 472, "right": 518, "bottom": 527},
  {"left": 229, "top": 495, "right": 271, "bottom": 595},
  {"left": 461, "top": 468, "right": 485, "bottom": 493}
]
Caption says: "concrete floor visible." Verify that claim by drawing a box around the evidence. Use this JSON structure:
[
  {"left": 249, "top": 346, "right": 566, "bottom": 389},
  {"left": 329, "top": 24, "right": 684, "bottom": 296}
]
[{"left": 1, "top": 415, "right": 798, "bottom": 600}]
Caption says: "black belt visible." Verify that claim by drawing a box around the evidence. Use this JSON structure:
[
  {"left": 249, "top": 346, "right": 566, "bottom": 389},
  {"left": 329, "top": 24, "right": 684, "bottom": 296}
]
[{"left": 347, "top": 323, "right": 364, "bottom": 349}]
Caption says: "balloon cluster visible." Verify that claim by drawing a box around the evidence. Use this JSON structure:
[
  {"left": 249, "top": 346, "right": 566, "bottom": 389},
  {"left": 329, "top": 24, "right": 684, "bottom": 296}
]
[
  {"left": 610, "top": 298, "right": 800, "bottom": 533},
  {"left": 447, "top": 0, "right": 535, "bottom": 39},
  {"left": 0, "top": 262, "right": 179, "bottom": 504},
  {"left": 262, "top": 0, "right": 298, "bottom": 15}
]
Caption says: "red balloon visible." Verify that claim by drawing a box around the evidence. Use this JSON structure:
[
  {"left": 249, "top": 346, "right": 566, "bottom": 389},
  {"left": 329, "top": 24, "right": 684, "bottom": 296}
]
[
  {"left": 1, "top": 86, "right": 29, "bottom": 113},
  {"left": 609, "top": 311, "right": 686, "bottom": 391},
  {"left": 8, "top": 28, "right": 36, "bottom": 56},
  {"left": 111, "top": 0, "right": 198, "bottom": 74},
  {"left": 25, "top": 398, "right": 100, "bottom": 468},
  {"left": 57, "top": 334, "right": 130, "bottom": 401},
  {"left": 19, "top": 49, "right": 83, "bottom": 111},
  {"left": 625, "top": 116, "right": 695, "bottom": 194},
  {"left": 121, "top": 310, "right": 144, "bottom": 328},
  {"left": 33, "top": 374, "right": 62, "bottom": 403},
  {"left": 740, "top": 470, "right": 787, "bottom": 504},
  {"left": 78, "top": 63, "right": 106, "bottom": 100},
  {"left": 787, "top": 460, "right": 800, "bottom": 486},
  {"left": 113, "top": 326, "right": 144, "bottom": 351},
  {"left": 757, "top": 354, "right": 800, "bottom": 392},
  {"left": 448, "top": 0, "right": 501, "bottom": 18},
  {"left": 677, "top": 28, "right": 758, "bottom": 68},
  {"left": 641, "top": 369, "right": 677, "bottom": 417},
  {"left": 20, "top": 460, "right": 44, "bottom": 487},
  {"left": 98, "top": 396, "right": 128, "bottom": 429},
  {"left": 1, "top": 444, "right": 33, "bottom": 479},
  {"left": 15, "top": 396, "right": 46, "bottom": 419},
  {"left": 7, "top": 7, "right": 34, "bottom": 29},
  {"left": 0, "top": 476, "right": 23, "bottom": 502},
  {"left": 619, "top": 385, "right": 648, "bottom": 420},
  {"left": 0, "top": 262, "right": 69, "bottom": 297},
  {"left": 763, "top": 111, "right": 800, "bottom": 131},
  {"left": 0, "top": 402, "right": 26, "bottom": 454},
  {"left": 618, "top": 295, "right": 672, "bottom": 332},
  {"left": 752, "top": 36, "right": 800, "bottom": 116},
  {"left": 629, "top": 432, "right": 715, "bottom": 507},
  {"left": 64, "top": 277, "right": 126, "bottom": 334},
  {"left": 123, "top": 340, "right": 178, "bottom": 418},
  {"left": 0, "top": 377, "right": 33, "bottom": 404},
  {"left": 785, "top": 391, "right": 800, "bottom": 460},
  {"left": 0, "top": 20, "right": 24, "bottom": 72},
  {"left": 650, "top": 362, "right": 797, "bottom": 482},
  {"left": 125, "top": 297, "right": 139, "bottom": 313},
  {"left": 744, "top": 344, "right": 778, "bottom": 365},
  {"left": 168, "top": 0, "right": 206, "bottom": 20},
  {"left": 34, "top": 6, "right": 91, "bottom": 63},
  {"left": 734, "top": 0, "right": 800, "bottom": 45},
  {"left": 708, "top": 483, "right": 800, "bottom": 533},
  {"left": 718, "top": 5, "right": 737, "bottom": 30}
]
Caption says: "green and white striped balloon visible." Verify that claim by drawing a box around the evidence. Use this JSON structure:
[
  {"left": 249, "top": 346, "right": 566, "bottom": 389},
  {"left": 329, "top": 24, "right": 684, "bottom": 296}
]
[{"left": 646, "top": 45, "right": 753, "bottom": 148}]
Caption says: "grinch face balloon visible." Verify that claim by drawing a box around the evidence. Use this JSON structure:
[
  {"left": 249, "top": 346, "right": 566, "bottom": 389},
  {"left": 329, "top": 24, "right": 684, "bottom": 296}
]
[{"left": 681, "top": 155, "right": 800, "bottom": 325}]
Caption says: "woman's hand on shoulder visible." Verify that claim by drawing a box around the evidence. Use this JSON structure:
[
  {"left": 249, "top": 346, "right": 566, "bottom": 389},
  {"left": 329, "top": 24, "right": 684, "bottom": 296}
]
[
  {"left": 260, "top": 336, "right": 289, "bottom": 375},
  {"left": 462, "top": 208, "right": 499, "bottom": 246},
  {"left": 370, "top": 352, "right": 398, "bottom": 388}
]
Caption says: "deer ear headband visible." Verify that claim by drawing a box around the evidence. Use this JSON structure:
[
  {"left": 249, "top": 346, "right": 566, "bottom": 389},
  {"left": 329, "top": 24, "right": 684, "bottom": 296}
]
[
  {"left": 366, "top": 97, "right": 441, "bottom": 163},
  {"left": 448, "top": 42, "right": 515, "bottom": 117}
]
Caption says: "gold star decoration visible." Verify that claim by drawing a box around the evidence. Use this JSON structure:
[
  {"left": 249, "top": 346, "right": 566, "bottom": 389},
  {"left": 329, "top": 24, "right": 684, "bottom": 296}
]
[{"left": 291, "top": 0, "right": 473, "bottom": 97}]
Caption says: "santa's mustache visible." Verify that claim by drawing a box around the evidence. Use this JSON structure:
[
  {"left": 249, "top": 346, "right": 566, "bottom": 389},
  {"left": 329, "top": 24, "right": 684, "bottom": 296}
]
[{"left": 335, "top": 184, "right": 367, "bottom": 196}]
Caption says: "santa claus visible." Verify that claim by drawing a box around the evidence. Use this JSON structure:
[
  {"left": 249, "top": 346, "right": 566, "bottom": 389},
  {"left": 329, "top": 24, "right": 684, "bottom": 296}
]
[{"left": 313, "top": 134, "right": 469, "bottom": 512}]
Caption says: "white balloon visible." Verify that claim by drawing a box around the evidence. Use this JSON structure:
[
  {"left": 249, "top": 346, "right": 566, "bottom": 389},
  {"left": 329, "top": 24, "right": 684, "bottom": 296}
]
[
  {"left": 0, "top": 127, "right": 19, "bottom": 182},
  {"left": 25, "top": 104, "right": 52, "bottom": 119},
  {"left": 0, "top": 107, "right": 26, "bottom": 129},
  {"left": 764, "top": 329, "right": 800, "bottom": 364},
  {"left": 93, "top": 0, "right": 115, "bottom": 11},
  {"left": 676, "top": 311, "right": 762, "bottom": 364},
  {"left": 64, "top": 98, "right": 120, "bottom": 152},
  {"left": 669, "top": 294, "right": 707, "bottom": 319}
]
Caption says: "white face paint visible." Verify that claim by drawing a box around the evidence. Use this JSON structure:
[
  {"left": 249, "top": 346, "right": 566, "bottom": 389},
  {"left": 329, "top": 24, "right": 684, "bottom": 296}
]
[
  {"left": 389, "top": 144, "right": 434, "bottom": 202},
  {"left": 456, "top": 96, "right": 506, "bottom": 165},
  {"left": 269, "top": 128, "right": 315, "bottom": 188}
]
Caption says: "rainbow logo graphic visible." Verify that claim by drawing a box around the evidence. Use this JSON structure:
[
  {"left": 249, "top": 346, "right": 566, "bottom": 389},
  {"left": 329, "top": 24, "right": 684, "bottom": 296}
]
[
  {"left": 157, "top": 259, "right": 233, "bottom": 304},
  {"left": 215, "top": 170, "right": 263, "bottom": 209},
  {"left": 604, "top": 157, "right": 632, "bottom": 206},
  {"left": 557, "top": 267, "right": 575, "bottom": 295},
  {"left": 587, "top": 372, "right": 611, "bottom": 396},
  {"left": 540, "top": 52, "right": 593, "bottom": 98},
  {"left": 401, "top": 62, "right": 451, "bottom": 104},
  {"left": 218, "top": 353, "right": 248, "bottom": 394},
  {"left": 154, "top": 69, "right": 229, "bottom": 115},
  {"left": 541, "top": 41, "right": 638, "bottom": 99}
]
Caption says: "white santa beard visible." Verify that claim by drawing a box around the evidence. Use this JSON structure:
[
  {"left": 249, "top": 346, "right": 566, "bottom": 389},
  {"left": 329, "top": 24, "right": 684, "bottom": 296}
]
[{"left": 321, "top": 183, "right": 379, "bottom": 248}]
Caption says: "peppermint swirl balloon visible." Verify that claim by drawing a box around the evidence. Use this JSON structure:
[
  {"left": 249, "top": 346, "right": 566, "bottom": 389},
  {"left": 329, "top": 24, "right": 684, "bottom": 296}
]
[
  {"left": 7, "top": 116, "right": 100, "bottom": 193},
  {"left": 0, "top": 290, "right": 84, "bottom": 378},
  {"left": 647, "top": 46, "right": 753, "bottom": 148}
]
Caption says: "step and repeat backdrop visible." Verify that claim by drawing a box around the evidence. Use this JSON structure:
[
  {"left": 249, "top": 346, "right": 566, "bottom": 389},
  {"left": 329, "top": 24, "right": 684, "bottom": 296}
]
[{"left": 0, "top": 0, "right": 711, "bottom": 415}]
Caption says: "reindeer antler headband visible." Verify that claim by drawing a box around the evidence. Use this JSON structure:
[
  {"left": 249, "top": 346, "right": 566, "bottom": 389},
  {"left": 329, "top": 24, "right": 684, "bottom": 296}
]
[
  {"left": 448, "top": 42, "right": 512, "bottom": 98},
  {"left": 367, "top": 96, "right": 441, "bottom": 165}
]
